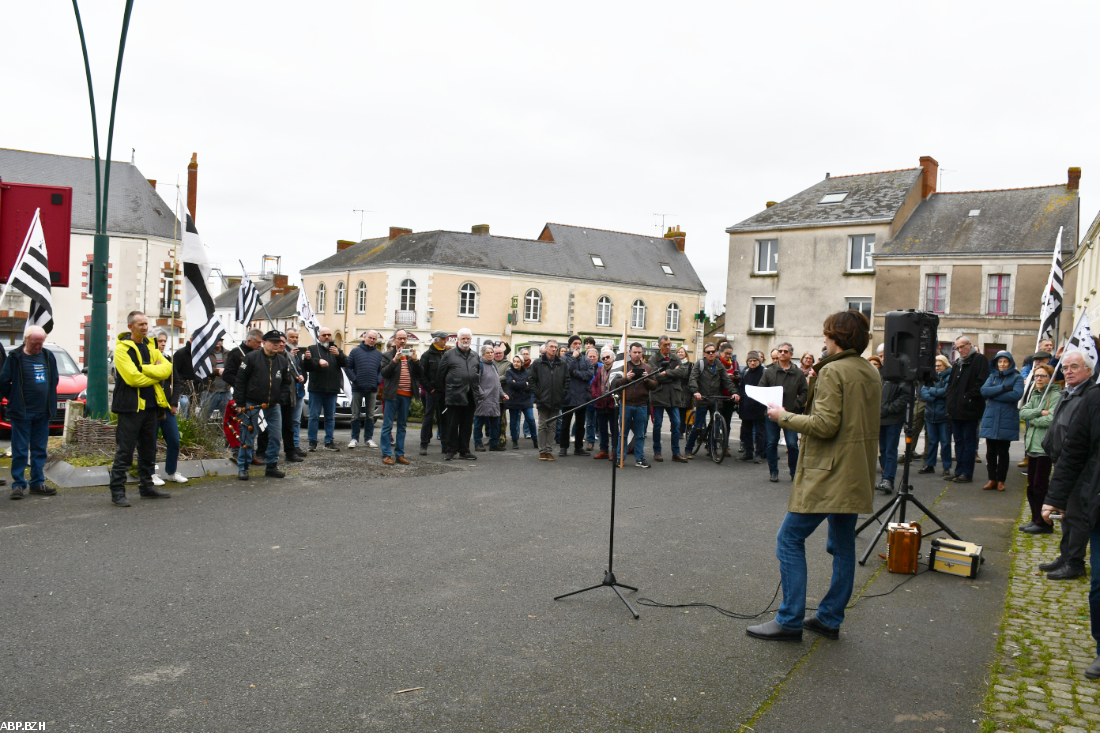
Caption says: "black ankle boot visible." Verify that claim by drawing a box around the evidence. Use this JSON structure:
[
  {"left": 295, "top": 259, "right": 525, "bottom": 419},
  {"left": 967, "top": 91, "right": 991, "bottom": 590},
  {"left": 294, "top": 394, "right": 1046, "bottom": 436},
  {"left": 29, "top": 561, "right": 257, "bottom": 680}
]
[
  {"left": 265, "top": 464, "right": 286, "bottom": 478},
  {"left": 111, "top": 492, "right": 131, "bottom": 507}
]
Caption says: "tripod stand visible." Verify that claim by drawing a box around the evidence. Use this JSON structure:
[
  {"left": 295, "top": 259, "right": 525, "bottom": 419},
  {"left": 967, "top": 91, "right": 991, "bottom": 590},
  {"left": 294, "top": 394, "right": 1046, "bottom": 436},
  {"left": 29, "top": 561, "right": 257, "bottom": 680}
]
[{"left": 856, "top": 381, "right": 960, "bottom": 566}]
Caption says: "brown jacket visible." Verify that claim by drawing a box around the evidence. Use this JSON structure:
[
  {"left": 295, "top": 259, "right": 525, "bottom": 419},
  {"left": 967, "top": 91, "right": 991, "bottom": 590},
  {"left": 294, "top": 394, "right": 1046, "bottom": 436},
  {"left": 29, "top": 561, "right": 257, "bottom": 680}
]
[
  {"left": 776, "top": 349, "right": 881, "bottom": 514},
  {"left": 621, "top": 361, "right": 658, "bottom": 406}
]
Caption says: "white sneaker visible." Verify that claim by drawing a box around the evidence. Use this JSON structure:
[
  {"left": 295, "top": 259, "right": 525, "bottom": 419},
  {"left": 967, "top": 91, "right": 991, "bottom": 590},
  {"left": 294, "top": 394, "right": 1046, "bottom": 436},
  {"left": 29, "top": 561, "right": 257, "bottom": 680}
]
[
  {"left": 151, "top": 473, "right": 165, "bottom": 486},
  {"left": 167, "top": 472, "right": 189, "bottom": 484},
  {"left": 366, "top": 439, "right": 378, "bottom": 449},
  {"left": 348, "top": 439, "right": 358, "bottom": 449}
]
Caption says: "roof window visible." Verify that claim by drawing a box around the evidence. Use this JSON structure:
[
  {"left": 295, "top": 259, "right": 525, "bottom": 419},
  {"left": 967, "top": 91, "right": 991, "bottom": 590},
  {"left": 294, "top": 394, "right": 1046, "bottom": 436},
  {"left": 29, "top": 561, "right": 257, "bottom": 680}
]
[
  {"left": 969, "top": 209, "right": 981, "bottom": 217},
  {"left": 661, "top": 264, "right": 674, "bottom": 276},
  {"left": 818, "top": 192, "right": 849, "bottom": 204},
  {"left": 591, "top": 255, "right": 605, "bottom": 268}
]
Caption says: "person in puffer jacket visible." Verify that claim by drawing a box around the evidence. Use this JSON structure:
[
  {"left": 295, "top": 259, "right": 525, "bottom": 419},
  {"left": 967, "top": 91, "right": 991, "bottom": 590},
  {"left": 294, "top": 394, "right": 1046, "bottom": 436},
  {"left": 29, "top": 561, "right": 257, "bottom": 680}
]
[
  {"left": 918, "top": 355, "right": 953, "bottom": 476},
  {"left": 979, "top": 350, "right": 1024, "bottom": 492},
  {"left": 505, "top": 354, "right": 537, "bottom": 450}
]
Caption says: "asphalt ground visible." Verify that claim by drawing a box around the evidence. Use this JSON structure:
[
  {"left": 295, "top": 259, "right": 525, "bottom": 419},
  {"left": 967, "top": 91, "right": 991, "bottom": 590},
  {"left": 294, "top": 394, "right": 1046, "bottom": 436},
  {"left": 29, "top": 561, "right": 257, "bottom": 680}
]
[{"left": 0, "top": 422, "right": 1018, "bottom": 732}]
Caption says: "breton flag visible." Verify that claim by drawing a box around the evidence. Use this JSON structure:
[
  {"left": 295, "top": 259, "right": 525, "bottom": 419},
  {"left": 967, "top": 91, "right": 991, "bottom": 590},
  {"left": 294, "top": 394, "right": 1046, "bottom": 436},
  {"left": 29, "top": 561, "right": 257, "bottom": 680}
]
[
  {"left": 1063, "top": 311, "right": 1099, "bottom": 379},
  {"left": 235, "top": 260, "right": 259, "bottom": 325},
  {"left": 608, "top": 321, "right": 630, "bottom": 389},
  {"left": 180, "top": 202, "right": 227, "bottom": 380},
  {"left": 296, "top": 287, "right": 321, "bottom": 341},
  {"left": 1037, "top": 226, "right": 1064, "bottom": 346},
  {"left": 7, "top": 209, "right": 54, "bottom": 334}
]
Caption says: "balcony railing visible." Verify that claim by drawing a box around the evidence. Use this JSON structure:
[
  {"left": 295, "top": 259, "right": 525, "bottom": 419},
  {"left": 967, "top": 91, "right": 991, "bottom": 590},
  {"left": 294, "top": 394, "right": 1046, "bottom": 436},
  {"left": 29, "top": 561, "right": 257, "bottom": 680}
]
[{"left": 395, "top": 310, "right": 416, "bottom": 327}]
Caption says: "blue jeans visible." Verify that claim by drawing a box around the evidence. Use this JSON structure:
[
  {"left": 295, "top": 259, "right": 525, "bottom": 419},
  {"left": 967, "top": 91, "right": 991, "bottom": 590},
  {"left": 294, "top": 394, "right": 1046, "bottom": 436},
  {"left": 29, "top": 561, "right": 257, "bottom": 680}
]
[
  {"left": 290, "top": 394, "right": 305, "bottom": 448},
  {"left": 685, "top": 404, "right": 717, "bottom": 453},
  {"left": 776, "top": 512, "right": 857, "bottom": 630},
  {"left": 307, "top": 391, "right": 338, "bottom": 445},
  {"left": 238, "top": 403, "right": 282, "bottom": 470},
  {"left": 585, "top": 405, "right": 597, "bottom": 444},
  {"left": 10, "top": 414, "right": 49, "bottom": 490},
  {"left": 651, "top": 406, "right": 681, "bottom": 457},
  {"left": 158, "top": 412, "right": 181, "bottom": 475},
  {"left": 924, "top": 421, "right": 952, "bottom": 470},
  {"left": 1090, "top": 527, "right": 1100, "bottom": 655},
  {"left": 596, "top": 409, "right": 620, "bottom": 454},
  {"left": 624, "top": 405, "right": 649, "bottom": 462},
  {"left": 381, "top": 395, "right": 412, "bottom": 458},
  {"left": 951, "top": 419, "right": 979, "bottom": 478},
  {"left": 767, "top": 420, "right": 800, "bottom": 477},
  {"left": 474, "top": 414, "right": 500, "bottom": 448},
  {"left": 203, "top": 391, "right": 229, "bottom": 419},
  {"left": 879, "top": 422, "right": 904, "bottom": 483},
  {"left": 509, "top": 407, "right": 536, "bottom": 443}
]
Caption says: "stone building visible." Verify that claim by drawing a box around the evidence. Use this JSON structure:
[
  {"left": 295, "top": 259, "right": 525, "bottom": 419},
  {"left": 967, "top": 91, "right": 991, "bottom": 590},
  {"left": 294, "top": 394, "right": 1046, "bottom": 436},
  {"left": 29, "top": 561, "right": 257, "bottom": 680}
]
[{"left": 1065, "top": 205, "right": 1100, "bottom": 339}]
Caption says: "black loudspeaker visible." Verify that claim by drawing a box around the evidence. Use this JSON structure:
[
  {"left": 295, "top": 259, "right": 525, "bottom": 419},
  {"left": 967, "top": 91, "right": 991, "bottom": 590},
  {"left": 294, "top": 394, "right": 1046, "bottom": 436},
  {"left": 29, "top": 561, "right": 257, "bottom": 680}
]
[{"left": 881, "top": 310, "right": 939, "bottom": 384}]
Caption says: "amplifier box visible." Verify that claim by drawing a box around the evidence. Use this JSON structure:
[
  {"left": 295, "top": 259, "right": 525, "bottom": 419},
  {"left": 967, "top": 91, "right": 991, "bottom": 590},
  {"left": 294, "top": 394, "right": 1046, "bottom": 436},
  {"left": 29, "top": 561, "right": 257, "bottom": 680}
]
[{"left": 928, "top": 538, "right": 982, "bottom": 578}]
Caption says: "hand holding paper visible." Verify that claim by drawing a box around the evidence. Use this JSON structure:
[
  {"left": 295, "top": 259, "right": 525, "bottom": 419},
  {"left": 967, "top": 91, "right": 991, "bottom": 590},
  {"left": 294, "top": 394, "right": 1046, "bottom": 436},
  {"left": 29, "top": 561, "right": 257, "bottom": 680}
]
[{"left": 745, "top": 385, "right": 783, "bottom": 407}]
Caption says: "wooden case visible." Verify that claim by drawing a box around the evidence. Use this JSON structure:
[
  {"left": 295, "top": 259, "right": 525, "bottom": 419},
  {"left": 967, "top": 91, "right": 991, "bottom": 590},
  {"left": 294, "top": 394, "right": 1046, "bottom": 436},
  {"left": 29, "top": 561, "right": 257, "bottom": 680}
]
[{"left": 928, "top": 539, "right": 982, "bottom": 578}]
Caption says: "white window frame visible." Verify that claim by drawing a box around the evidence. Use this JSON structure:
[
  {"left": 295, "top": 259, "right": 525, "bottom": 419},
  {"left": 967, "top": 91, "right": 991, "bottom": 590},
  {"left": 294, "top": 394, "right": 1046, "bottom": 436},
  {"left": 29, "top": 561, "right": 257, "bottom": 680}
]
[
  {"left": 631, "top": 299, "right": 647, "bottom": 330},
  {"left": 400, "top": 279, "right": 417, "bottom": 311},
  {"left": 335, "top": 281, "right": 346, "bottom": 314},
  {"left": 596, "top": 296, "right": 612, "bottom": 328},
  {"left": 660, "top": 264, "right": 674, "bottom": 276},
  {"left": 751, "top": 297, "right": 775, "bottom": 332},
  {"left": 665, "top": 302, "right": 681, "bottom": 332},
  {"left": 591, "top": 255, "right": 605, "bottom": 268},
  {"left": 316, "top": 282, "right": 326, "bottom": 314},
  {"left": 356, "top": 281, "right": 367, "bottom": 313},
  {"left": 819, "top": 192, "right": 849, "bottom": 204},
  {"left": 458, "top": 281, "right": 479, "bottom": 317},
  {"left": 847, "top": 234, "right": 875, "bottom": 273},
  {"left": 755, "top": 239, "right": 778, "bottom": 274},
  {"left": 524, "top": 289, "right": 542, "bottom": 323},
  {"left": 846, "top": 297, "right": 872, "bottom": 321}
]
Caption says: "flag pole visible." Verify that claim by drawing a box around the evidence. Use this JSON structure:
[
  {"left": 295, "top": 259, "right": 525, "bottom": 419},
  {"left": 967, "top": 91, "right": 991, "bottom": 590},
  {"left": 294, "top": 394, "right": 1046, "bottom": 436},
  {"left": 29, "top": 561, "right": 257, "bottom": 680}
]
[
  {"left": 618, "top": 319, "right": 629, "bottom": 469},
  {"left": 0, "top": 208, "right": 41, "bottom": 309},
  {"left": 238, "top": 258, "right": 276, "bottom": 330}
]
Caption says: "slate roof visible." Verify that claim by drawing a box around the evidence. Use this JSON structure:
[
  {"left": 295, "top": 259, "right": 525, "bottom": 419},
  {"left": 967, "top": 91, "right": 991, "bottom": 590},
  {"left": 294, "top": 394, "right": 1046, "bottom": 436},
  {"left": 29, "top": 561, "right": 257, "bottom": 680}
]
[
  {"left": 301, "top": 223, "right": 705, "bottom": 292},
  {"left": 0, "top": 148, "right": 181, "bottom": 240},
  {"left": 261, "top": 289, "right": 301, "bottom": 319},
  {"left": 726, "top": 168, "right": 923, "bottom": 233},
  {"left": 879, "top": 185, "right": 1079, "bottom": 257},
  {"left": 213, "top": 280, "right": 276, "bottom": 309}
]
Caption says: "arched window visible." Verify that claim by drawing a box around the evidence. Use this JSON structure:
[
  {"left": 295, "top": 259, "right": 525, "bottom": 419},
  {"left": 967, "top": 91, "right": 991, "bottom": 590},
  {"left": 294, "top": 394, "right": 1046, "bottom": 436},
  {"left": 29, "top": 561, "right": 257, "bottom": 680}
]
[
  {"left": 524, "top": 289, "right": 542, "bottom": 322},
  {"left": 400, "top": 279, "right": 417, "bottom": 311},
  {"left": 356, "top": 281, "right": 367, "bottom": 313},
  {"left": 335, "top": 281, "right": 346, "bottom": 314},
  {"left": 666, "top": 302, "right": 681, "bottom": 332},
  {"left": 316, "top": 282, "right": 326, "bottom": 313},
  {"left": 631, "top": 299, "right": 646, "bottom": 330},
  {"left": 596, "top": 296, "right": 613, "bottom": 328},
  {"left": 459, "top": 282, "right": 479, "bottom": 317}
]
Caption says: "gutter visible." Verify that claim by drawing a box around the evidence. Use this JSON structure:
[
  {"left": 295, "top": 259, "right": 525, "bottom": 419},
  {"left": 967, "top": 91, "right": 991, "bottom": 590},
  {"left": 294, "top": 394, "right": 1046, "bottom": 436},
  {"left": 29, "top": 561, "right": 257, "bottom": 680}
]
[{"left": 725, "top": 217, "right": 894, "bottom": 234}]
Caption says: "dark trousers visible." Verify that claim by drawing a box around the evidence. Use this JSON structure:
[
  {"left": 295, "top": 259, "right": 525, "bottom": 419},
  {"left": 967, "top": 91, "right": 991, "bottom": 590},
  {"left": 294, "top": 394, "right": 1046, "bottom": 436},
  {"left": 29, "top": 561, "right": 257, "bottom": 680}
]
[
  {"left": 281, "top": 401, "right": 296, "bottom": 458},
  {"left": 952, "top": 419, "right": 979, "bottom": 478},
  {"left": 985, "top": 439, "right": 1011, "bottom": 482},
  {"left": 110, "top": 409, "right": 159, "bottom": 496},
  {"left": 1089, "top": 527, "right": 1100, "bottom": 654},
  {"left": 444, "top": 400, "right": 475, "bottom": 456},
  {"left": 740, "top": 416, "right": 766, "bottom": 458},
  {"left": 1026, "top": 455, "right": 1052, "bottom": 525},
  {"left": 421, "top": 391, "right": 442, "bottom": 448},
  {"left": 560, "top": 407, "right": 586, "bottom": 452},
  {"left": 1061, "top": 485, "right": 1090, "bottom": 565},
  {"left": 256, "top": 426, "right": 269, "bottom": 462}
]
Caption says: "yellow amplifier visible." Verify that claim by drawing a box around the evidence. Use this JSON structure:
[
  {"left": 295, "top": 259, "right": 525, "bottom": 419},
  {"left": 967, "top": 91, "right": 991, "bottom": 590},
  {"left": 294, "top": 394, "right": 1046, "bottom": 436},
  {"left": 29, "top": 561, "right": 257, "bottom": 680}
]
[{"left": 928, "top": 538, "right": 982, "bottom": 578}]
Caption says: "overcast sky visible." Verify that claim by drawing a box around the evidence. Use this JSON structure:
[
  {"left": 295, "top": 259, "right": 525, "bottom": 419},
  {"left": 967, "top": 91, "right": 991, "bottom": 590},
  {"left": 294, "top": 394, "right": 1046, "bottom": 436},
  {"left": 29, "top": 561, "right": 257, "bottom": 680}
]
[{"left": 4, "top": 1, "right": 1098, "bottom": 313}]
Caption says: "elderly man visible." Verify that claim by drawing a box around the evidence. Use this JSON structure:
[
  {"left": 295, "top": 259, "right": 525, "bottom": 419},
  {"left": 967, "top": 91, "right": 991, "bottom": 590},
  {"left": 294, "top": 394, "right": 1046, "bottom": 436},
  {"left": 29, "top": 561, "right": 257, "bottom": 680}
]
[
  {"left": 379, "top": 329, "right": 422, "bottom": 465},
  {"left": 438, "top": 328, "right": 479, "bottom": 460},
  {"left": 419, "top": 330, "right": 449, "bottom": 455},
  {"left": 1037, "top": 349, "right": 1098, "bottom": 580},
  {"left": 1, "top": 327, "right": 58, "bottom": 499},
  {"left": 648, "top": 335, "right": 689, "bottom": 463},
  {"left": 493, "top": 343, "right": 511, "bottom": 448},
  {"left": 944, "top": 335, "right": 989, "bottom": 483},
  {"left": 284, "top": 328, "right": 307, "bottom": 457},
  {"left": 347, "top": 329, "right": 382, "bottom": 449},
  {"left": 748, "top": 310, "right": 880, "bottom": 642},
  {"left": 109, "top": 311, "right": 175, "bottom": 506},
  {"left": 275, "top": 335, "right": 304, "bottom": 464},
  {"left": 302, "top": 326, "right": 348, "bottom": 451},
  {"left": 761, "top": 341, "right": 809, "bottom": 482},
  {"left": 529, "top": 338, "right": 569, "bottom": 461},
  {"left": 1042, "top": 360, "right": 1100, "bottom": 678},
  {"left": 235, "top": 330, "right": 290, "bottom": 480}
]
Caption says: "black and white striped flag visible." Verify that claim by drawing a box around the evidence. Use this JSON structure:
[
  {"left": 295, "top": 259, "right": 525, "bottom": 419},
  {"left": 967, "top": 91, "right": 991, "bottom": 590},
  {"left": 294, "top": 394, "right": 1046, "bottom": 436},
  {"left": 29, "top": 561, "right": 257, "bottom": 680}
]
[
  {"left": 8, "top": 208, "right": 54, "bottom": 334},
  {"left": 235, "top": 260, "right": 259, "bottom": 325},
  {"left": 1038, "top": 226, "right": 1063, "bottom": 346},
  {"left": 180, "top": 203, "right": 227, "bottom": 379}
]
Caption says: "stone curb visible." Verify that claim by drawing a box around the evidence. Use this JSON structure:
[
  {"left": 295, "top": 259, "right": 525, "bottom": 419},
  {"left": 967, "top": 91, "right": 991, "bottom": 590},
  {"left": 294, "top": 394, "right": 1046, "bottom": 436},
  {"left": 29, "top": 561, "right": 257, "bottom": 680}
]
[{"left": 42, "top": 458, "right": 237, "bottom": 488}]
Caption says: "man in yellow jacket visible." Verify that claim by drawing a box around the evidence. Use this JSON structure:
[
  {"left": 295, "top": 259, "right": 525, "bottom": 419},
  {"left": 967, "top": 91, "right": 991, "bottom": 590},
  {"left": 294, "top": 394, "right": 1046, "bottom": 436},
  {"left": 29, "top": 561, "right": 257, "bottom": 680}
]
[
  {"left": 108, "top": 311, "right": 174, "bottom": 507},
  {"left": 748, "top": 310, "right": 881, "bottom": 642}
]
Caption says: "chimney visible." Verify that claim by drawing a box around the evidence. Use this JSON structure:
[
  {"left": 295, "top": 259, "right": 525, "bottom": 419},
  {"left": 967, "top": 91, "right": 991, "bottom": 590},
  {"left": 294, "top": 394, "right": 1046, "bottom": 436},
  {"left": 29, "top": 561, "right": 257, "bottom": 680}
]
[
  {"left": 336, "top": 239, "right": 357, "bottom": 252},
  {"left": 147, "top": 179, "right": 156, "bottom": 189},
  {"left": 227, "top": 277, "right": 241, "bottom": 288},
  {"left": 919, "top": 155, "right": 938, "bottom": 198},
  {"left": 765, "top": 201, "right": 778, "bottom": 208},
  {"left": 1069, "top": 167, "right": 1082, "bottom": 191},
  {"left": 187, "top": 153, "right": 198, "bottom": 221},
  {"left": 389, "top": 226, "right": 412, "bottom": 241},
  {"left": 471, "top": 224, "right": 490, "bottom": 236},
  {"left": 664, "top": 225, "right": 686, "bottom": 253},
  {"left": 270, "top": 273, "right": 289, "bottom": 296}
]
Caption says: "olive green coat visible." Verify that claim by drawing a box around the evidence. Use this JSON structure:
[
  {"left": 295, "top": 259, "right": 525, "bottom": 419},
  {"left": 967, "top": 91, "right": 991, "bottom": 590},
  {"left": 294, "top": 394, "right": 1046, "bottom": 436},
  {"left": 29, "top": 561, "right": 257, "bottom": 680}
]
[
  {"left": 776, "top": 349, "right": 881, "bottom": 514},
  {"left": 1019, "top": 384, "right": 1062, "bottom": 456}
]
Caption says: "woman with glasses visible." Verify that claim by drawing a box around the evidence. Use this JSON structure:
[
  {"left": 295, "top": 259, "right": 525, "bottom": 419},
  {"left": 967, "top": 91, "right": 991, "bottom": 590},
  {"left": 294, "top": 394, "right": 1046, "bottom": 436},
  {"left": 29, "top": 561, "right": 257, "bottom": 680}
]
[
  {"left": 799, "top": 353, "right": 816, "bottom": 380},
  {"left": 737, "top": 351, "right": 768, "bottom": 463},
  {"left": 505, "top": 354, "right": 538, "bottom": 450},
  {"left": 1018, "top": 364, "right": 1060, "bottom": 532},
  {"left": 592, "top": 348, "right": 621, "bottom": 461},
  {"left": 676, "top": 346, "right": 694, "bottom": 444}
]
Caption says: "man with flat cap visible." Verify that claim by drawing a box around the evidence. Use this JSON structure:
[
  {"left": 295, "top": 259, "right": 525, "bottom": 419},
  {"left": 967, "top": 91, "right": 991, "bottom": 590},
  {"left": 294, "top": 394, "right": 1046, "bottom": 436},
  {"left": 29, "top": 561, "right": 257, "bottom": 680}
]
[
  {"left": 235, "top": 330, "right": 290, "bottom": 480},
  {"left": 419, "top": 330, "right": 450, "bottom": 455}
]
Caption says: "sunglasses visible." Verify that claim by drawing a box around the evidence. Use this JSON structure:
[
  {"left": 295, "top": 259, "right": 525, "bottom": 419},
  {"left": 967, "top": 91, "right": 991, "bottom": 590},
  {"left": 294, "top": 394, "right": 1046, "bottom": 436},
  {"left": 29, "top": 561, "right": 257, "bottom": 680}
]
[{"left": 704, "top": 350, "right": 715, "bottom": 355}]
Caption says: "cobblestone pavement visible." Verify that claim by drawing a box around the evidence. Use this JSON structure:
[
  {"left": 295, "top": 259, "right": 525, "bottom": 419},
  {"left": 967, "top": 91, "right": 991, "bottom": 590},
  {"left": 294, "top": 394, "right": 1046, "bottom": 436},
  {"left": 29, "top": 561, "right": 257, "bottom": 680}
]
[{"left": 987, "top": 499, "right": 1099, "bottom": 733}]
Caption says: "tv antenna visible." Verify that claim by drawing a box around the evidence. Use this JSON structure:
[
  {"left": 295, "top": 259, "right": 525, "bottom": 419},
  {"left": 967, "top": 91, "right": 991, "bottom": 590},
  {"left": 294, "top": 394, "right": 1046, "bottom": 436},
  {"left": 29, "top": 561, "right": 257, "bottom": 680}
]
[
  {"left": 353, "top": 208, "right": 375, "bottom": 241},
  {"left": 938, "top": 168, "right": 957, "bottom": 192},
  {"left": 653, "top": 212, "right": 677, "bottom": 234}
]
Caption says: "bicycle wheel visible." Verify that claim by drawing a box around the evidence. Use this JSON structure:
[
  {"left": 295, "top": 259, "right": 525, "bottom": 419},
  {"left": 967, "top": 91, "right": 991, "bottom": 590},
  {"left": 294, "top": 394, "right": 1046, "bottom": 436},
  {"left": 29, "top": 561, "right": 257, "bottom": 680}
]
[
  {"left": 690, "top": 422, "right": 704, "bottom": 455},
  {"left": 709, "top": 412, "right": 727, "bottom": 464}
]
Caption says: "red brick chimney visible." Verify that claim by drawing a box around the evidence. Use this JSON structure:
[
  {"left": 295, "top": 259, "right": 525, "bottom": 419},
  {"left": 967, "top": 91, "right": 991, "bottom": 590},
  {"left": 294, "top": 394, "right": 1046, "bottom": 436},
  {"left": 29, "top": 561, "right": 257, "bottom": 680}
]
[
  {"left": 471, "top": 224, "right": 490, "bottom": 236},
  {"left": 336, "top": 239, "right": 357, "bottom": 252},
  {"left": 147, "top": 179, "right": 157, "bottom": 188},
  {"left": 1069, "top": 167, "right": 1082, "bottom": 191},
  {"left": 919, "top": 156, "right": 938, "bottom": 198},
  {"left": 270, "top": 273, "right": 290, "bottom": 296},
  {"left": 389, "top": 227, "right": 412, "bottom": 241},
  {"left": 187, "top": 153, "right": 198, "bottom": 221},
  {"left": 664, "top": 225, "right": 686, "bottom": 253},
  {"left": 765, "top": 201, "right": 777, "bottom": 208}
]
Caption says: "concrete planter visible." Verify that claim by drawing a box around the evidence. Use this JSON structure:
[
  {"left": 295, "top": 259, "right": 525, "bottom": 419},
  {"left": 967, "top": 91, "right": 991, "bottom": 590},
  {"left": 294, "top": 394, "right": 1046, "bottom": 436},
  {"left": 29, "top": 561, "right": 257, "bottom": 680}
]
[{"left": 42, "top": 458, "right": 239, "bottom": 489}]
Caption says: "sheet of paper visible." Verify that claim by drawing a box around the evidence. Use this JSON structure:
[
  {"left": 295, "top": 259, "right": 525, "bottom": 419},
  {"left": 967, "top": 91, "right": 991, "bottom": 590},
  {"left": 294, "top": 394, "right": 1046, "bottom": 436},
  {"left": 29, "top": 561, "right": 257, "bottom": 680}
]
[{"left": 745, "top": 385, "right": 784, "bottom": 408}]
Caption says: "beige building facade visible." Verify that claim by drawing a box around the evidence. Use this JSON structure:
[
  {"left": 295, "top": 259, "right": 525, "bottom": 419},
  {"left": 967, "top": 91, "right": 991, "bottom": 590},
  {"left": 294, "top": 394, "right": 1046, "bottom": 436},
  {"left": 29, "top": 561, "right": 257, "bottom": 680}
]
[{"left": 1066, "top": 207, "right": 1100, "bottom": 339}]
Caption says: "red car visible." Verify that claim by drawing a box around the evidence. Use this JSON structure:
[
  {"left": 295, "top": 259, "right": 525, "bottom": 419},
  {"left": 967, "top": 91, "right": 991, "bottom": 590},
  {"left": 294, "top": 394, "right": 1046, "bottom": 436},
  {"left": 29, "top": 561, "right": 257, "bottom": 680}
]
[{"left": 0, "top": 342, "right": 88, "bottom": 433}]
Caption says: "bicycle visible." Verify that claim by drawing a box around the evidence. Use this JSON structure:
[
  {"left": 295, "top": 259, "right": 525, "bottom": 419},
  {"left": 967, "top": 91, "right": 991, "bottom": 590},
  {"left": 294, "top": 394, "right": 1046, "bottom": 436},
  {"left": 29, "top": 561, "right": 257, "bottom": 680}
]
[{"left": 688, "top": 396, "right": 730, "bottom": 464}]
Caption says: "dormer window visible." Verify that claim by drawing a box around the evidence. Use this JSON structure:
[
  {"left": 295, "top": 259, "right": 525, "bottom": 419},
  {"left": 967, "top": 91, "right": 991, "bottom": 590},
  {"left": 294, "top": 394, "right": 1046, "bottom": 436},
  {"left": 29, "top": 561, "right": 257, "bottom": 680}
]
[
  {"left": 661, "top": 264, "right": 674, "bottom": 276},
  {"left": 591, "top": 255, "right": 605, "bottom": 268},
  {"left": 819, "top": 192, "right": 849, "bottom": 204},
  {"left": 969, "top": 209, "right": 981, "bottom": 217}
]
